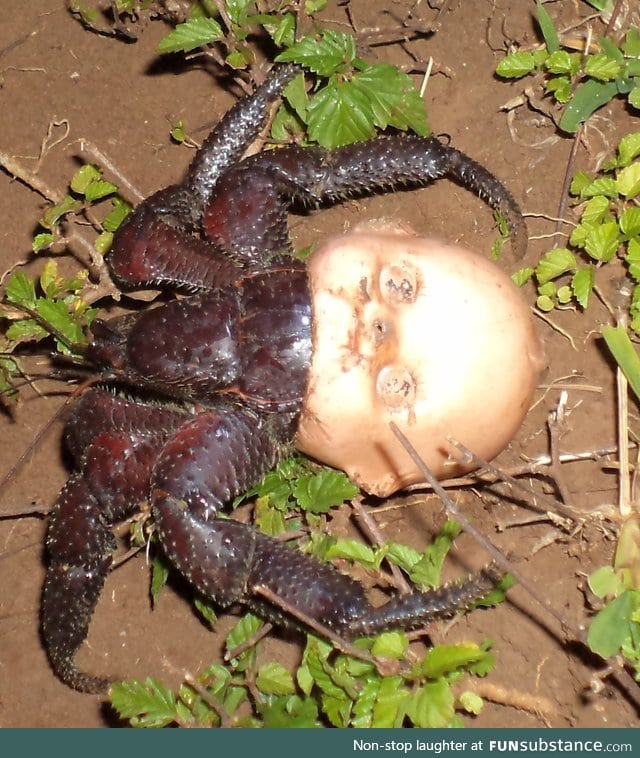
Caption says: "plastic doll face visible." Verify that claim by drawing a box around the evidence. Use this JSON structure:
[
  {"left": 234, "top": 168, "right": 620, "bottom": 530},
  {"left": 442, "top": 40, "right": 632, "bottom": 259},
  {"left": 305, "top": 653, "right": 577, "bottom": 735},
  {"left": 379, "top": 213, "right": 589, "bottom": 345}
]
[{"left": 295, "top": 225, "right": 544, "bottom": 497}]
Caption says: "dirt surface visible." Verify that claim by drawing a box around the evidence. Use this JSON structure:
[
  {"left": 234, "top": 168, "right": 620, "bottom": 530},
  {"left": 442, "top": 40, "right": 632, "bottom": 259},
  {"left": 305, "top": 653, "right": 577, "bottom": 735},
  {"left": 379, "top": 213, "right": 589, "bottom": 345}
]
[{"left": 1, "top": 0, "right": 639, "bottom": 729}]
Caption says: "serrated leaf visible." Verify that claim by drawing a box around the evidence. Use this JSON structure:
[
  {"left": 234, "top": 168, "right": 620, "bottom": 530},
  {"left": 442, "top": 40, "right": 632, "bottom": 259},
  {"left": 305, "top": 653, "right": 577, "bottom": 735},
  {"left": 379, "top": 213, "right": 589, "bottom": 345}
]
[
  {"left": 193, "top": 597, "right": 217, "bottom": 628},
  {"left": 581, "top": 177, "right": 618, "bottom": 199},
  {"left": 324, "top": 539, "right": 375, "bottom": 565},
  {"left": 262, "top": 12, "right": 295, "bottom": 48},
  {"left": 349, "top": 64, "right": 428, "bottom": 136},
  {"left": 276, "top": 30, "right": 356, "bottom": 76},
  {"left": 587, "top": 590, "right": 640, "bottom": 658},
  {"left": 94, "top": 231, "right": 113, "bottom": 255},
  {"left": 495, "top": 51, "right": 536, "bottom": 79},
  {"left": 535, "top": 247, "right": 577, "bottom": 284},
  {"left": 261, "top": 694, "right": 319, "bottom": 728},
  {"left": 559, "top": 79, "right": 619, "bottom": 133},
  {"left": 570, "top": 170, "right": 593, "bottom": 195},
  {"left": 254, "top": 495, "right": 286, "bottom": 536},
  {"left": 225, "top": 613, "right": 263, "bottom": 669},
  {"left": 584, "top": 53, "right": 623, "bottom": 81},
  {"left": 546, "top": 75, "right": 572, "bottom": 103},
  {"left": 422, "top": 642, "right": 489, "bottom": 679},
  {"left": 351, "top": 677, "right": 380, "bottom": 728},
  {"left": 581, "top": 195, "right": 611, "bottom": 225},
  {"left": 617, "top": 133, "right": 640, "bottom": 167},
  {"left": 371, "top": 676, "right": 407, "bottom": 727},
  {"left": 406, "top": 679, "right": 454, "bottom": 728},
  {"left": 371, "top": 631, "right": 408, "bottom": 660},
  {"left": 5, "top": 271, "right": 37, "bottom": 308},
  {"left": 620, "top": 207, "right": 640, "bottom": 237},
  {"left": 103, "top": 197, "right": 131, "bottom": 232},
  {"left": 32, "top": 232, "right": 54, "bottom": 253},
  {"left": 283, "top": 72, "right": 308, "bottom": 122},
  {"left": 292, "top": 469, "right": 358, "bottom": 512},
  {"left": 512, "top": 267, "right": 534, "bottom": 286},
  {"left": 408, "top": 520, "right": 462, "bottom": 589},
  {"left": 40, "top": 194, "right": 81, "bottom": 230},
  {"left": 256, "top": 662, "right": 295, "bottom": 695},
  {"left": 157, "top": 17, "right": 223, "bottom": 54},
  {"left": 545, "top": 50, "right": 575, "bottom": 74},
  {"left": 536, "top": 2, "right": 560, "bottom": 54},
  {"left": 70, "top": 164, "right": 101, "bottom": 194},
  {"left": 385, "top": 542, "right": 421, "bottom": 572},
  {"left": 307, "top": 79, "right": 376, "bottom": 147},
  {"left": 571, "top": 267, "right": 594, "bottom": 309},
  {"left": 109, "top": 678, "right": 180, "bottom": 728},
  {"left": 617, "top": 162, "right": 640, "bottom": 198},
  {"left": 6, "top": 318, "right": 48, "bottom": 343},
  {"left": 584, "top": 221, "right": 620, "bottom": 261},
  {"left": 85, "top": 180, "right": 118, "bottom": 203}
]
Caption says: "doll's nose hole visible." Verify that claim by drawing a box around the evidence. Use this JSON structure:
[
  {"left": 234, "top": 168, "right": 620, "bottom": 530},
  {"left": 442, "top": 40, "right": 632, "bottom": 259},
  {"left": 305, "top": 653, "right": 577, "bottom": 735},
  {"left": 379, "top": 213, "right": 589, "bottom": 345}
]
[
  {"left": 379, "top": 263, "right": 417, "bottom": 304},
  {"left": 376, "top": 365, "right": 416, "bottom": 410}
]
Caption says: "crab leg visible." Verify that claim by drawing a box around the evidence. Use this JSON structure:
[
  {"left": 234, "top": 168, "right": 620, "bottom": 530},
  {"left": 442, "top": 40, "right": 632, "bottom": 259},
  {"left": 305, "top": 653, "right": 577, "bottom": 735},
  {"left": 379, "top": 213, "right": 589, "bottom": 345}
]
[{"left": 41, "top": 390, "right": 187, "bottom": 693}]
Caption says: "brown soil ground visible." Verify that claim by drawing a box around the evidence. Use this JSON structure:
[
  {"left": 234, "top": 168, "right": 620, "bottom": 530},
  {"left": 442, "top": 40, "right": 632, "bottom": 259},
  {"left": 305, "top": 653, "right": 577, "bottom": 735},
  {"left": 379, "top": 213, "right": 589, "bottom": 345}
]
[{"left": 1, "top": 0, "right": 639, "bottom": 729}]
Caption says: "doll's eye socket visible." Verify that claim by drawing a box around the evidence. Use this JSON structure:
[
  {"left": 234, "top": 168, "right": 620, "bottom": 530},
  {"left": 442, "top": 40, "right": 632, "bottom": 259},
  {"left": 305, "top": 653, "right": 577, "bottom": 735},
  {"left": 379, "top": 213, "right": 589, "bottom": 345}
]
[
  {"left": 379, "top": 262, "right": 418, "bottom": 304},
  {"left": 376, "top": 364, "right": 416, "bottom": 410}
]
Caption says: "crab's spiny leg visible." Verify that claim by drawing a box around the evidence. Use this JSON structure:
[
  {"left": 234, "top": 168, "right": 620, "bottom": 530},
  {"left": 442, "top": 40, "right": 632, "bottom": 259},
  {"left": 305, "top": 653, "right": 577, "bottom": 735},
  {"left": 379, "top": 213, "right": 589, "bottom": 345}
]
[
  {"left": 205, "top": 136, "right": 527, "bottom": 261},
  {"left": 42, "top": 390, "right": 187, "bottom": 693}
]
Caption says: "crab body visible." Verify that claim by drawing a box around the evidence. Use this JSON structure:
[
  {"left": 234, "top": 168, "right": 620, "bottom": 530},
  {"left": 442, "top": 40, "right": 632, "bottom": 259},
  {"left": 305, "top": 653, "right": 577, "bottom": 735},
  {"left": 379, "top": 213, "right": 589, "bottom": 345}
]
[{"left": 41, "top": 64, "right": 523, "bottom": 693}]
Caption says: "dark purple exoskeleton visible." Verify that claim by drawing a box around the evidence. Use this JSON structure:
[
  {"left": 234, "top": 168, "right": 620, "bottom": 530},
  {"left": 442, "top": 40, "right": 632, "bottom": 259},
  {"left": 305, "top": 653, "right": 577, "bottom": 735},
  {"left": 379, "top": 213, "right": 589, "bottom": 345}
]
[{"left": 41, "top": 64, "right": 524, "bottom": 693}]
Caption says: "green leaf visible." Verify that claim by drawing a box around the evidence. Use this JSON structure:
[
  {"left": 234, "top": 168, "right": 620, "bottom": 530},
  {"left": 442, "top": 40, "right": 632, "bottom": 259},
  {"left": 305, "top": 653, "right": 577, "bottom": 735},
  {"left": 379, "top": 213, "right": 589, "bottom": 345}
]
[
  {"left": 103, "top": 197, "right": 131, "bottom": 232},
  {"left": 276, "top": 30, "right": 356, "bottom": 76},
  {"left": 84, "top": 180, "right": 118, "bottom": 203},
  {"left": 545, "top": 50, "right": 577, "bottom": 74},
  {"left": 70, "top": 164, "right": 101, "bottom": 194},
  {"left": 371, "top": 676, "right": 407, "bottom": 727},
  {"left": 408, "top": 520, "right": 462, "bottom": 589},
  {"left": 292, "top": 469, "right": 358, "bottom": 512},
  {"left": 40, "top": 194, "right": 82, "bottom": 230},
  {"left": 630, "top": 86, "right": 640, "bottom": 110},
  {"left": 571, "top": 267, "right": 594, "bottom": 309},
  {"left": 459, "top": 690, "right": 484, "bottom": 715},
  {"left": 193, "top": 597, "right": 217, "bottom": 628},
  {"left": 617, "top": 133, "right": 640, "bottom": 167},
  {"left": 587, "top": 590, "right": 640, "bottom": 658},
  {"left": 351, "top": 678, "right": 380, "bottom": 728},
  {"left": 546, "top": 75, "right": 572, "bottom": 103},
  {"left": 584, "top": 221, "right": 620, "bottom": 261},
  {"left": 584, "top": 53, "right": 623, "bottom": 81},
  {"left": 580, "top": 176, "right": 618, "bottom": 200},
  {"left": 617, "top": 162, "right": 640, "bottom": 198},
  {"left": 94, "top": 231, "right": 113, "bottom": 255},
  {"left": 536, "top": 2, "right": 560, "bottom": 53},
  {"left": 109, "top": 678, "right": 181, "bottom": 728},
  {"left": 512, "top": 267, "right": 534, "bottom": 286},
  {"left": 620, "top": 207, "right": 640, "bottom": 237},
  {"left": 307, "top": 79, "right": 377, "bottom": 147},
  {"left": 32, "top": 232, "right": 54, "bottom": 253},
  {"left": 495, "top": 51, "right": 536, "bottom": 79},
  {"left": 385, "top": 542, "right": 421, "bottom": 572},
  {"left": 324, "top": 539, "right": 375, "bottom": 565},
  {"left": 225, "top": 613, "right": 263, "bottom": 669},
  {"left": 559, "top": 79, "right": 619, "bottom": 133},
  {"left": 602, "top": 325, "right": 640, "bottom": 404},
  {"left": 623, "top": 26, "right": 640, "bottom": 57},
  {"left": 581, "top": 176, "right": 618, "bottom": 199},
  {"left": 581, "top": 195, "right": 612, "bottom": 225},
  {"left": 262, "top": 12, "right": 295, "bottom": 48},
  {"left": 256, "top": 662, "right": 296, "bottom": 695},
  {"left": 6, "top": 318, "right": 48, "bottom": 343},
  {"left": 349, "top": 64, "right": 428, "bottom": 136},
  {"left": 406, "top": 679, "right": 454, "bottom": 728},
  {"left": 570, "top": 170, "right": 593, "bottom": 195},
  {"left": 535, "top": 247, "right": 577, "bottom": 285},
  {"left": 157, "top": 17, "right": 223, "bottom": 54},
  {"left": 283, "top": 72, "right": 308, "bottom": 122},
  {"left": 371, "top": 631, "right": 409, "bottom": 660},
  {"left": 421, "top": 642, "right": 489, "bottom": 679},
  {"left": 588, "top": 565, "right": 626, "bottom": 599},
  {"left": 5, "top": 271, "right": 37, "bottom": 308},
  {"left": 150, "top": 555, "right": 169, "bottom": 605},
  {"left": 536, "top": 294, "right": 555, "bottom": 312}
]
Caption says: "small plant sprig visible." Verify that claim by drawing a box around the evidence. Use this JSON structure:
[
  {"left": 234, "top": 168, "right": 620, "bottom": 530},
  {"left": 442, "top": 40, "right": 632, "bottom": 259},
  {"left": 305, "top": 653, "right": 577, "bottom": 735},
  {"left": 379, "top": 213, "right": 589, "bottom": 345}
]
[
  {"left": 496, "top": 2, "right": 640, "bottom": 133},
  {"left": 513, "top": 132, "right": 640, "bottom": 327}
]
